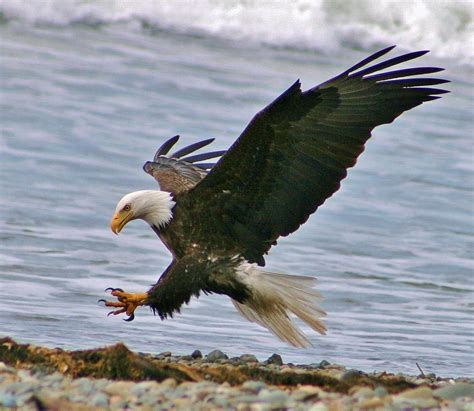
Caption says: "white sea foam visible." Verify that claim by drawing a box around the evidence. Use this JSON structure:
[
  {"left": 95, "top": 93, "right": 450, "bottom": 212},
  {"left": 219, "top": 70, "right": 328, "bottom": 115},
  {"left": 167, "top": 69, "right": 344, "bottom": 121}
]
[{"left": 0, "top": 0, "right": 472, "bottom": 65}]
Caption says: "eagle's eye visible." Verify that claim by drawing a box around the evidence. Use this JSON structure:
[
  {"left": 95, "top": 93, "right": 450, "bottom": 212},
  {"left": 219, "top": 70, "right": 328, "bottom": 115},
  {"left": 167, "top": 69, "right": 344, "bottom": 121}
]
[{"left": 122, "top": 204, "right": 131, "bottom": 212}]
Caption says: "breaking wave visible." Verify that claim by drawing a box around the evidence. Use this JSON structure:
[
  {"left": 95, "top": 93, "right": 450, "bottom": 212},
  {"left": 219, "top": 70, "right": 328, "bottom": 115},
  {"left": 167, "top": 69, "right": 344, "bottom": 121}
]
[{"left": 0, "top": 0, "right": 472, "bottom": 65}]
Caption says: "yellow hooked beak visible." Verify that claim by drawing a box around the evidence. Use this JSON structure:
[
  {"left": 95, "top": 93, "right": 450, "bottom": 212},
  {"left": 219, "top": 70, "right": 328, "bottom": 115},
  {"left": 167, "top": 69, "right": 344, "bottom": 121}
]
[{"left": 111, "top": 211, "right": 133, "bottom": 235}]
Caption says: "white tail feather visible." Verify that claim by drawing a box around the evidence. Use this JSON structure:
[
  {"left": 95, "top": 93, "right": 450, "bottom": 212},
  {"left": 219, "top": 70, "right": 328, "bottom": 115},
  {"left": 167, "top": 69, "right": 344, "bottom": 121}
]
[{"left": 232, "top": 264, "right": 326, "bottom": 348}]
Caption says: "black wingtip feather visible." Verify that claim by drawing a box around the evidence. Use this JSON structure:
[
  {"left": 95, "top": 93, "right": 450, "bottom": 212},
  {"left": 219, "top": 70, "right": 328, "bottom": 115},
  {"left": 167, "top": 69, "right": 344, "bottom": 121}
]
[
  {"left": 351, "top": 50, "right": 435, "bottom": 78},
  {"left": 415, "top": 87, "right": 450, "bottom": 95},
  {"left": 365, "top": 67, "right": 445, "bottom": 83},
  {"left": 380, "top": 78, "right": 450, "bottom": 88},
  {"left": 154, "top": 135, "right": 180, "bottom": 160},
  {"left": 171, "top": 138, "right": 215, "bottom": 158},
  {"left": 182, "top": 150, "right": 226, "bottom": 163},
  {"left": 423, "top": 95, "right": 443, "bottom": 101},
  {"left": 343, "top": 45, "right": 397, "bottom": 75}
]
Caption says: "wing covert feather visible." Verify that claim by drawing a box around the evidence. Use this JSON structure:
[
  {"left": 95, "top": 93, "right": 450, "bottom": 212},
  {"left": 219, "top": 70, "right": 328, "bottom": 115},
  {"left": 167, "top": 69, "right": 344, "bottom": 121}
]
[
  {"left": 177, "top": 47, "right": 448, "bottom": 264},
  {"left": 144, "top": 136, "right": 225, "bottom": 195}
]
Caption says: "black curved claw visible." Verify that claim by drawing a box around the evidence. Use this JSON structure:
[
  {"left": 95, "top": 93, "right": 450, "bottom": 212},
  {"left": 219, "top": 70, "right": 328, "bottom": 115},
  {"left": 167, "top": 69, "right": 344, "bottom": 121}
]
[
  {"left": 107, "top": 310, "right": 116, "bottom": 317},
  {"left": 123, "top": 313, "right": 135, "bottom": 322},
  {"left": 104, "top": 287, "right": 124, "bottom": 293},
  {"left": 98, "top": 299, "right": 107, "bottom": 304}
]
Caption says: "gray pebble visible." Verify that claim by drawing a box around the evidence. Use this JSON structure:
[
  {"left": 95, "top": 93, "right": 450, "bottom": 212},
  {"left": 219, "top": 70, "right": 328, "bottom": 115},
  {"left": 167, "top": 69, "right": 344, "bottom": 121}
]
[
  {"left": 319, "top": 360, "right": 331, "bottom": 368},
  {"left": 206, "top": 349, "right": 228, "bottom": 362},
  {"left": 194, "top": 380, "right": 218, "bottom": 390},
  {"left": 70, "top": 377, "right": 96, "bottom": 395},
  {"left": 242, "top": 380, "right": 268, "bottom": 393},
  {"left": 301, "top": 363, "right": 320, "bottom": 370},
  {"left": 69, "top": 394, "right": 88, "bottom": 403},
  {"left": 0, "top": 363, "right": 16, "bottom": 373},
  {"left": 266, "top": 353, "right": 283, "bottom": 365},
  {"left": 104, "top": 381, "right": 134, "bottom": 397},
  {"left": 90, "top": 392, "right": 109, "bottom": 407},
  {"left": 210, "top": 397, "right": 230, "bottom": 408},
  {"left": 239, "top": 354, "right": 258, "bottom": 363},
  {"left": 0, "top": 393, "right": 17, "bottom": 407},
  {"left": 234, "top": 394, "right": 260, "bottom": 403},
  {"left": 160, "top": 378, "right": 177, "bottom": 389},
  {"left": 131, "top": 381, "right": 159, "bottom": 396},
  {"left": 433, "top": 383, "right": 474, "bottom": 400},
  {"left": 340, "top": 369, "right": 364, "bottom": 381},
  {"left": 5, "top": 381, "right": 35, "bottom": 396},
  {"left": 43, "top": 372, "right": 65, "bottom": 384},
  {"left": 258, "top": 388, "right": 290, "bottom": 405},
  {"left": 308, "top": 403, "right": 329, "bottom": 411},
  {"left": 217, "top": 358, "right": 230, "bottom": 364},
  {"left": 110, "top": 399, "right": 129, "bottom": 410},
  {"left": 17, "top": 370, "right": 35, "bottom": 382},
  {"left": 374, "top": 386, "right": 388, "bottom": 398},
  {"left": 352, "top": 387, "right": 374, "bottom": 400},
  {"left": 191, "top": 350, "right": 203, "bottom": 359}
]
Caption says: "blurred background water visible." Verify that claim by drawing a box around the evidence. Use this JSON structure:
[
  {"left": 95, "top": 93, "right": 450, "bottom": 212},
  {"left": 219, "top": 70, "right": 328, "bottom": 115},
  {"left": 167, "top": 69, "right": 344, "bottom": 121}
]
[{"left": 0, "top": 0, "right": 473, "bottom": 377}]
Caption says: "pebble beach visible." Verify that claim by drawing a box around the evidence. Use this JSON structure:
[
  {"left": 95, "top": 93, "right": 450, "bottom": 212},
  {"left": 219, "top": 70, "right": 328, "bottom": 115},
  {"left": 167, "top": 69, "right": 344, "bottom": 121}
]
[{"left": 1, "top": 337, "right": 473, "bottom": 410}]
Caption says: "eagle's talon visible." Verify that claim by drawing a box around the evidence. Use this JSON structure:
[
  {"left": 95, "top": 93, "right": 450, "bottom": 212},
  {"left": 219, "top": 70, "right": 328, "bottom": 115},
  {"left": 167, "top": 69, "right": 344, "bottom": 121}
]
[
  {"left": 98, "top": 299, "right": 107, "bottom": 304},
  {"left": 107, "top": 308, "right": 127, "bottom": 317},
  {"left": 123, "top": 313, "right": 135, "bottom": 322},
  {"left": 105, "top": 287, "right": 124, "bottom": 293},
  {"left": 100, "top": 290, "right": 148, "bottom": 320}
]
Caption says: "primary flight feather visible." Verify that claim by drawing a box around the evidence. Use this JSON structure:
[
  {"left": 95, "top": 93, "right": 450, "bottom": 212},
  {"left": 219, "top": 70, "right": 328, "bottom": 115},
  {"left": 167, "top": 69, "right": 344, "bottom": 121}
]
[{"left": 101, "top": 46, "right": 448, "bottom": 347}]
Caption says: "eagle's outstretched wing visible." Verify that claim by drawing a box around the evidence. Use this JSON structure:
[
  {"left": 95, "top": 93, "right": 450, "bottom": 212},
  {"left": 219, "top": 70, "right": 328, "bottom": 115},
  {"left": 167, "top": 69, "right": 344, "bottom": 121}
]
[
  {"left": 177, "top": 46, "right": 449, "bottom": 265},
  {"left": 143, "top": 135, "right": 225, "bottom": 195}
]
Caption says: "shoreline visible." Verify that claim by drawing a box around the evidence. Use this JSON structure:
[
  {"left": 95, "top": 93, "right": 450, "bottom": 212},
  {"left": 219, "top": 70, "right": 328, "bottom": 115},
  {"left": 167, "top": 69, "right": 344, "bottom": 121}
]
[{"left": 1, "top": 337, "right": 473, "bottom": 410}]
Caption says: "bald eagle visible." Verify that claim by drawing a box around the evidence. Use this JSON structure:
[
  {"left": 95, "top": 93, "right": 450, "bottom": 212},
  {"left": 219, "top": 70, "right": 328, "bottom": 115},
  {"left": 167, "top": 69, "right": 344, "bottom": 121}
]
[{"left": 100, "top": 46, "right": 448, "bottom": 347}]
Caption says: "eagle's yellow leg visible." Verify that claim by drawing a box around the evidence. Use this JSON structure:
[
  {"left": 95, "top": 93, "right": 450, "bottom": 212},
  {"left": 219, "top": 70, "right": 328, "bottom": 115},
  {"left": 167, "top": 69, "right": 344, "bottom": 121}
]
[{"left": 99, "top": 288, "right": 148, "bottom": 321}]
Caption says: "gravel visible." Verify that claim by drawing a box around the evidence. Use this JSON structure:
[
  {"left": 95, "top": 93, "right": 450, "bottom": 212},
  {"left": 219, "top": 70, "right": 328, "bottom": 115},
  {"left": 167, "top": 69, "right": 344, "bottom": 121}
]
[{"left": 1, "top": 347, "right": 473, "bottom": 410}]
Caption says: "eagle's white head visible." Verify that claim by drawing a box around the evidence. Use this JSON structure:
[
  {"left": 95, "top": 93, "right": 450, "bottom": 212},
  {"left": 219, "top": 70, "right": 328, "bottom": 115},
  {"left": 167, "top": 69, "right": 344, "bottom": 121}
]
[{"left": 111, "top": 190, "right": 175, "bottom": 234}]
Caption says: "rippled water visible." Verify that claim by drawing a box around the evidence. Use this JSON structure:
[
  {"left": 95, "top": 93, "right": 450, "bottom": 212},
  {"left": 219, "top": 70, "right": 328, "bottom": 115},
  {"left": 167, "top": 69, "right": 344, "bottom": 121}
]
[{"left": 1, "top": 22, "right": 473, "bottom": 378}]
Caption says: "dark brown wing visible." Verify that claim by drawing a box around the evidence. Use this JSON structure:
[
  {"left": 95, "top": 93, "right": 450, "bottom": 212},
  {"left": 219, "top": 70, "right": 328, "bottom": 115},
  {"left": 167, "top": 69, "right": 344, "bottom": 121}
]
[
  {"left": 143, "top": 135, "right": 225, "bottom": 195},
  {"left": 176, "top": 46, "right": 449, "bottom": 264}
]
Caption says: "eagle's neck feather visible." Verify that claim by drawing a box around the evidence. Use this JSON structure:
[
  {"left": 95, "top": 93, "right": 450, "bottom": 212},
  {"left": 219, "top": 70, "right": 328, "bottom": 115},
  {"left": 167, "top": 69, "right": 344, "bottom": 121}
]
[
  {"left": 122, "top": 190, "right": 175, "bottom": 229},
  {"left": 141, "top": 191, "right": 175, "bottom": 228}
]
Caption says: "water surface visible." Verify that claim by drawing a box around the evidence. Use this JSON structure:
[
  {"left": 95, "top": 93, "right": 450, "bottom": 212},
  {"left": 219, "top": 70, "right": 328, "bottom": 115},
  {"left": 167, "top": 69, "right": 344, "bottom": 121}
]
[{"left": 0, "top": 7, "right": 473, "bottom": 378}]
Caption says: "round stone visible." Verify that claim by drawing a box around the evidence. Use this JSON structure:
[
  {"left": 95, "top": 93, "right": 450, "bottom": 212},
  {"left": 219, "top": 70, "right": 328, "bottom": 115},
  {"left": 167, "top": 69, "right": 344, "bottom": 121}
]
[
  {"left": 206, "top": 350, "right": 228, "bottom": 362},
  {"left": 266, "top": 353, "right": 283, "bottom": 365},
  {"left": 319, "top": 360, "right": 331, "bottom": 368},
  {"left": 374, "top": 386, "right": 388, "bottom": 398},
  {"left": 0, "top": 393, "right": 17, "bottom": 408},
  {"left": 90, "top": 393, "right": 109, "bottom": 408},
  {"left": 340, "top": 369, "right": 364, "bottom": 382},
  {"left": 242, "top": 380, "right": 267, "bottom": 393},
  {"left": 239, "top": 354, "right": 258, "bottom": 363},
  {"left": 191, "top": 350, "right": 203, "bottom": 359},
  {"left": 433, "top": 383, "right": 474, "bottom": 400}
]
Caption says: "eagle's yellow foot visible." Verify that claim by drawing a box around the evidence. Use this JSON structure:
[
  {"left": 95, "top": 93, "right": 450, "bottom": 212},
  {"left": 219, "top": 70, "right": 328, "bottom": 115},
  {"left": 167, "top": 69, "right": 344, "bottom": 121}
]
[{"left": 99, "top": 288, "right": 148, "bottom": 322}]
